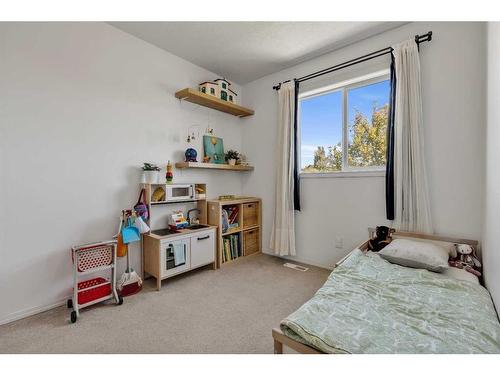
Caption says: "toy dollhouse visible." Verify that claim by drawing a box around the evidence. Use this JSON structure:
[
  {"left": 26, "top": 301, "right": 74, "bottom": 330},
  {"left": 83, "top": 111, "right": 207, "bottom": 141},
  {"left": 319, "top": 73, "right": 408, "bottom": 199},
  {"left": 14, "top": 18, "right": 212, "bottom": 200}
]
[
  {"left": 199, "top": 78, "right": 238, "bottom": 103},
  {"left": 199, "top": 81, "right": 218, "bottom": 97}
]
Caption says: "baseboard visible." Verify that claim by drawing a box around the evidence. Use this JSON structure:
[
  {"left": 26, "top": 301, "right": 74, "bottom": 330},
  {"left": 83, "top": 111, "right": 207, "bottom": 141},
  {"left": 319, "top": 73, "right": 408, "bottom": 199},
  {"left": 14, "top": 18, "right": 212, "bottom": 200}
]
[{"left": 0, "top": 296, "right": 70, "bottom": 326}]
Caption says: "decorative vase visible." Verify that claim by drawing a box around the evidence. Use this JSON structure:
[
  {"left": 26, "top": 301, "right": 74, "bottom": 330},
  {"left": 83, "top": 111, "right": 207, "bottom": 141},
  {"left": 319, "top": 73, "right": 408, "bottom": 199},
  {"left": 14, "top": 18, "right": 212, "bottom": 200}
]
[
  {"left": 185, "top": 148, "right": 198, "bottom": 162},
  {"left": 144, "top": 170, "right": 159, "bottom": 184},
  {"left": 228, "top": 159, "right": 236, "bottom": 166}
]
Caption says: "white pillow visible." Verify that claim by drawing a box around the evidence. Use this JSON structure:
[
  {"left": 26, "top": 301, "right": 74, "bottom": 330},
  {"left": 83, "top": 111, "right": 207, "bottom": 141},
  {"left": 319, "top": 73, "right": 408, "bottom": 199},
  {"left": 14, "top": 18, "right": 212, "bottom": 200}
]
[{"left": 378, "top": 238, "right": 449, "bottom": 272}]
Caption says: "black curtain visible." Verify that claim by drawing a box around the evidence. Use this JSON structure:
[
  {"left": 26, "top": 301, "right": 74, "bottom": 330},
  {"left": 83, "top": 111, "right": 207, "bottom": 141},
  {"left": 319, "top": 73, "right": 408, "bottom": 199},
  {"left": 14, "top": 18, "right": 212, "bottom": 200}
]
[
  {"left": 385, "top": 54, "right": 396, "bottom": 220},
  {"left": 293, "top": 79, "right": 301, "bottom": 211}
]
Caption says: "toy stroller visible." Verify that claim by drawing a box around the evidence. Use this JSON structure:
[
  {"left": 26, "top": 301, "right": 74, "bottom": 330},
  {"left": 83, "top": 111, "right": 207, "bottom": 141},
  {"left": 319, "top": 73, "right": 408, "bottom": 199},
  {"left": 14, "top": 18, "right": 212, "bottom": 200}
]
[{"left": 67, "top": 240, "right": 123, "bottom": 323}]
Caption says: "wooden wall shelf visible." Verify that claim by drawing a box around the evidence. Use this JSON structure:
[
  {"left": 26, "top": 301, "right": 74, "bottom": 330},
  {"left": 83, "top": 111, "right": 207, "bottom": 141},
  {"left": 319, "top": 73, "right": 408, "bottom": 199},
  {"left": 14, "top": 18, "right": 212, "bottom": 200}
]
[
  {"left": 175, "top": 88, "right": 254, "bottom": 117},
  {"left": 175, "top": 162, "right": 254, "bottom": 171}
]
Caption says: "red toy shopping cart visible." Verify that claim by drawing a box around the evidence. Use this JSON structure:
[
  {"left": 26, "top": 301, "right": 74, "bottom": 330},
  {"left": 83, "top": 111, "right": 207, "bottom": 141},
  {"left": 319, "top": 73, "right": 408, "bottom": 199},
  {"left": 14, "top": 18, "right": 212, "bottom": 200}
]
[{"left": 67, "top": 240, "right": 123, "bottom": 323}]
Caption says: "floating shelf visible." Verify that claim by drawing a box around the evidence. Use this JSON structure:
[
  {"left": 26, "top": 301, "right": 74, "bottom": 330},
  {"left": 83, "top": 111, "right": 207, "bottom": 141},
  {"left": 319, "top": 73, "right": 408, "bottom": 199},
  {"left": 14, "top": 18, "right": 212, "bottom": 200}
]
[
  {"left": 175, "top": 162, "right": 254, "bottom": 171},
  {"left": 175, "top": 88, "right": 254, "bottom": 117}
]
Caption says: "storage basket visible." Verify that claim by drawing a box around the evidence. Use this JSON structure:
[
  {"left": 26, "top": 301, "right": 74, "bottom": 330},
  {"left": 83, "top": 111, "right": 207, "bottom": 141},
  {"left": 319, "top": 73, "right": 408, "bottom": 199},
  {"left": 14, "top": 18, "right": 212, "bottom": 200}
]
[
  {"left": 77, "top": 277, "right": 111, "bottom": 305},
  {"left": 73, "top": 244, "right": 113, "bottom": 272}
]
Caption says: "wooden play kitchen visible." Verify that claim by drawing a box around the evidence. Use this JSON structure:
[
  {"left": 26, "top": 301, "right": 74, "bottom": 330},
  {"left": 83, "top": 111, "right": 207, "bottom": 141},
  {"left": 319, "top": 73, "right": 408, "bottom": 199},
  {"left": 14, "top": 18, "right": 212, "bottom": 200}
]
[
  {"left": 207, "top": 197, "right": 262, "bottom": 268},
  {"left": 140, "top": 180, "right": 261, "bottom": 288},
  {"left": 143, "top": 226, "right": 217, "bottom": 291},
  {"left": 140, "top": 182, "right": 216, "bottom": 290}
]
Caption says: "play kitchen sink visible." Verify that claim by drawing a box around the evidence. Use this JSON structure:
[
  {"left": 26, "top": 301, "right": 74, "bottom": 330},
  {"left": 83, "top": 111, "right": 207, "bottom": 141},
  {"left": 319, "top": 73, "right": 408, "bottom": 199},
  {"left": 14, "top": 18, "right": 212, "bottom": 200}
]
[
  {"left": 151, "top": 228, "right": 180, "bottom": 236},
  {"left": 150, "top": 224, "right": 210, "bottom": 238},
  {"left": 186, "top": 224, "right": 210, "bottom": 230}
]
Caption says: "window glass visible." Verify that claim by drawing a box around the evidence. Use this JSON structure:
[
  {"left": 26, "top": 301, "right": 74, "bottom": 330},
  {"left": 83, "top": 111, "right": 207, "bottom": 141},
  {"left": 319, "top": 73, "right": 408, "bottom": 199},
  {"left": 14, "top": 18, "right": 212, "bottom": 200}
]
[
  {"left": 299, "top": 74, "right": 390, "bottom": 174},
  {"left": 300, "top": 91, "right": 343, "bottom": 173},
  {"left": 347, "top": 80, "right": 390, "bottom": 168}
]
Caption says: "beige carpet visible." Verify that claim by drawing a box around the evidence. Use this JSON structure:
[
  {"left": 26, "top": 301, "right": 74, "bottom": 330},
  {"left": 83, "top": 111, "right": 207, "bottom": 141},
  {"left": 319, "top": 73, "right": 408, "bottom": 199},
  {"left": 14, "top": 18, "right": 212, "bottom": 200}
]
[{"left": 0, "top": 253, "right": 329, "bottom": 353}]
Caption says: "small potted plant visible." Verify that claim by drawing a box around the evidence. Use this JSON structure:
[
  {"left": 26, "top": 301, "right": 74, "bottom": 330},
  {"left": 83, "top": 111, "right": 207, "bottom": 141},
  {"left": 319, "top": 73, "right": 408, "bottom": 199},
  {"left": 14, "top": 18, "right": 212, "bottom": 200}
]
[
  {"left": 225, "top": 150, "right": 239, "bottom": 166},
  {"left": 142, "top": 163, "right": 161, "bottom": 184}
]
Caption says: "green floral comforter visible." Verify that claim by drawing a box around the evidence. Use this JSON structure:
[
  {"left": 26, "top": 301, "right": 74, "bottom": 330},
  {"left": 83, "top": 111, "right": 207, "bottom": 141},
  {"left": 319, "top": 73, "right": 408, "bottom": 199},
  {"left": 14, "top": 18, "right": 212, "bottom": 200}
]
[{"left": 280, "top": 250, "right": 500, "bottom": 353}]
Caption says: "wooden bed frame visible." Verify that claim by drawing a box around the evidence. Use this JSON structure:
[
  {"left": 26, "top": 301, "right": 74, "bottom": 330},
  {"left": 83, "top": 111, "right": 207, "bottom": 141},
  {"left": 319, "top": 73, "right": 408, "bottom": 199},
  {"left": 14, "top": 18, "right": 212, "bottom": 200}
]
[{"left": 272, "top": 229, "right": 479, "bottom": 354}]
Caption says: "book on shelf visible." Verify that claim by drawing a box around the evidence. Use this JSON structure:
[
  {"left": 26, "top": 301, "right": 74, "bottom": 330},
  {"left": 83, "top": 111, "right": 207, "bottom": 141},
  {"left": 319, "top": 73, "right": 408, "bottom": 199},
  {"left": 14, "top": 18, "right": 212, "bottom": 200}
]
[
  {"left": 222, "top": 234, "right": 241, "bottom": 263},
  {"left": 230, "top": 236, "right": 235, "bottom": 259},
  {"left": 235, "top": 235, "right": 239, "bottom": 258},
  {"left": 223, "top": 206, "right": 239, "bottom": 223},
  {"left": 228, "top": 206, "right": 239, "bottom": 224},
  {"left": 222, "top": 206, "right": 240, "bottom": 233},
  {"left": 223, "top": 238, "right": 230, "bottom": 263}
]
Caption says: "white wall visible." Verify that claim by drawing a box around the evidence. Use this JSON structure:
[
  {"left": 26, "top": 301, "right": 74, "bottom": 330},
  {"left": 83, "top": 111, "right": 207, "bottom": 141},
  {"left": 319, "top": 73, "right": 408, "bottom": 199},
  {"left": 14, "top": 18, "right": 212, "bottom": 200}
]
[
  {"left": 482, "top": 22, "right": 500, "bottom": 311},
  {"left": 0, "top": 22, "right": 248, "bottom": 324},
  {"left": 242, "top": 22, "right": 486, "bottom": 268}
]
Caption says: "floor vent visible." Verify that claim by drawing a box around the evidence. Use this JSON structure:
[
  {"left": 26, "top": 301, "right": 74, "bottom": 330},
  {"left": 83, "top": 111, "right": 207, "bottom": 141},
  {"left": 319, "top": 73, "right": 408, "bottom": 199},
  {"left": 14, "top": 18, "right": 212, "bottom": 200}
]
[{"left": 283, "top": 263, "right": 309, "bottom": 272}]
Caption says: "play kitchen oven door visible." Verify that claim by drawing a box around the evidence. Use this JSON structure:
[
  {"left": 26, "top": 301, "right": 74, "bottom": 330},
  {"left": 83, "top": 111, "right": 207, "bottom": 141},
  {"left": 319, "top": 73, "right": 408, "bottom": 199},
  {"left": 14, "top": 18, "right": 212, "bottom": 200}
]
[
  {"left": 165, "top": 184, "right": 195, "bottom": 202},
  {"left": 160, "top": 238, "right": 190, "bottom": 278}
]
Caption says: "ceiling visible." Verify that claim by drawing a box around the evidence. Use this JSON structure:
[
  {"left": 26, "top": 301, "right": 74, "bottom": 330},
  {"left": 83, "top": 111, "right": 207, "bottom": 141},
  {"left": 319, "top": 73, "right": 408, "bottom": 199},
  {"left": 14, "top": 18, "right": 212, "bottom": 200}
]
[{"left": 110, "top": 22, "right": 407, "bottom": 84}]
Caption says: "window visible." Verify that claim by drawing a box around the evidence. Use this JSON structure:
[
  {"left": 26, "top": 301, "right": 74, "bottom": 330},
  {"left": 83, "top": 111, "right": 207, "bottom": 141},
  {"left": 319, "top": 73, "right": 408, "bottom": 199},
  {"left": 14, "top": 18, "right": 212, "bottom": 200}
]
[
  {"left": 229, "top": 95, "right": 233, "bottom": 102},
  {"left": 210, "top": 87, "right": 215, "bottom": 95},
  {"left": 299, "top": 72, "right": 390, "bottom": 175},
  {"left": 221, "top": 91, "right": 227, "bottom": 101},
  {"left": 201, "top": 87, "right": 206, "bottom": 93},
  {"left": 222, "top": 82, "right": 227, "bottom": 89}
]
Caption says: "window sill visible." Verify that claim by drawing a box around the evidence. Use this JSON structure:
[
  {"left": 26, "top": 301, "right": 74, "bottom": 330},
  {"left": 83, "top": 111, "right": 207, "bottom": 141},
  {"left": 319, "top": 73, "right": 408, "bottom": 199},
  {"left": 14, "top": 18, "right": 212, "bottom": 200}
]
[{"left": 300, "top": 170, "right": 386, "bottom": 179}]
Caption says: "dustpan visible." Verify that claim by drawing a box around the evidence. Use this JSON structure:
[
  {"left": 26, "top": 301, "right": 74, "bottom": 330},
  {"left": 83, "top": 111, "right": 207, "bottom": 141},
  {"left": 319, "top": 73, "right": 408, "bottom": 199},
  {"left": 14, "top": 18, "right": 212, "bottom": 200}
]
[
  {"left": 122, "top": 217, "right": 141, "bottom": 244},
  {"left": 118, "top": 268, "right": 142, "bottom": 296},
  {"left": 118, "top": 245, "right": 142, "bottom": 296}
]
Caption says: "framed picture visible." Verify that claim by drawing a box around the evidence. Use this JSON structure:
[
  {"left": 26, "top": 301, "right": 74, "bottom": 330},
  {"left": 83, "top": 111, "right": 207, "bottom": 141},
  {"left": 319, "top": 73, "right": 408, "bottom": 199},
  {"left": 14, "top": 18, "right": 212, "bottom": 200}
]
[{"left": 203, "top": 135, "right": 224, "bottom": 164}]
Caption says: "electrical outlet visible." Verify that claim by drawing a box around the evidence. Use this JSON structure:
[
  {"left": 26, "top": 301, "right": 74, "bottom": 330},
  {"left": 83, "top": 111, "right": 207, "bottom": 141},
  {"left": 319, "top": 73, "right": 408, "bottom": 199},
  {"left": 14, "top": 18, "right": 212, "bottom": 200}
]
[{"left": 335, "top": 236, "right": 344, "bottom": 249}]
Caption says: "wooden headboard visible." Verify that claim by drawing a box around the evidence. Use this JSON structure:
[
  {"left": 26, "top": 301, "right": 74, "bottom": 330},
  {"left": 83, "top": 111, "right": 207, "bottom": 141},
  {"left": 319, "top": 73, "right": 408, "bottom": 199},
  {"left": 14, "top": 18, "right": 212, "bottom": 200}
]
[
  {"left": 367, "top": 227, "right": 479, "bottom": 250},
  {"left": 336, "top": 228, "right": 480, "bottom": 271}
]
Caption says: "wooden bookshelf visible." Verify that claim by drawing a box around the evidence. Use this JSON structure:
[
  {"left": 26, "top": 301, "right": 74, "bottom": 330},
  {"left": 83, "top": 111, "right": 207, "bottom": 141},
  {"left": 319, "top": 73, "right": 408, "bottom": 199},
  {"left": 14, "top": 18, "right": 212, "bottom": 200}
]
[
  {"left": 175, "top": 88, "right": 254, "bottom": 117},
  {"left": 222, "top": 228, "right": 242, "bottom": 236},
  {"left": 175, "top": 161, "right": 254, "bottom": 171},
  {"left": 207, "top": 197, "right": 261, "bottom": 268}
]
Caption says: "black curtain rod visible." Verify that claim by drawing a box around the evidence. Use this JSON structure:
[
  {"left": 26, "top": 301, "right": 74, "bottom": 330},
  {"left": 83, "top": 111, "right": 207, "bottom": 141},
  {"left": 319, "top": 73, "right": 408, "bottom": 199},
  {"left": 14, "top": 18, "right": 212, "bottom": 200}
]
[{"left": 273, "top": 31, "right": 432, "bottom": 90}]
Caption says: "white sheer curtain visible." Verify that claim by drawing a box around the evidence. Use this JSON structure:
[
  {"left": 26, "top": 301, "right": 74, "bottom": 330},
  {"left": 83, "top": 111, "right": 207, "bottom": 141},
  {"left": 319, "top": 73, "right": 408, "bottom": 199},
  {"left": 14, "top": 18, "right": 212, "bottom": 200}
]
[
  {"left": 392, "top": 39, "right": 433, "bottom": 233},
  {"left": 270, "top": 82, "right": 296, "bottom": 256}
]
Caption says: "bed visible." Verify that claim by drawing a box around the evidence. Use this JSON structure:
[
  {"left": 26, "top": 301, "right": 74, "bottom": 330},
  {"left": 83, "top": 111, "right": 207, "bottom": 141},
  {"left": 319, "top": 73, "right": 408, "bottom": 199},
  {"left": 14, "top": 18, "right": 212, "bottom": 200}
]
[{"left": 273, "top": 230, "right": 500, "bottom": 354}]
